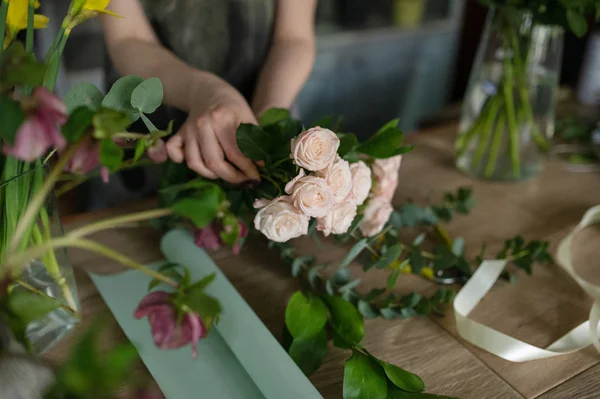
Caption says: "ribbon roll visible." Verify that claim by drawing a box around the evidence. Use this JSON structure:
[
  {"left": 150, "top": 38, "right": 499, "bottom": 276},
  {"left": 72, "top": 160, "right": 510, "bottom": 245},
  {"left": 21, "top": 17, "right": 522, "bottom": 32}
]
[{"left": 454, "top": 205, "right": 600, "bottom": 362}]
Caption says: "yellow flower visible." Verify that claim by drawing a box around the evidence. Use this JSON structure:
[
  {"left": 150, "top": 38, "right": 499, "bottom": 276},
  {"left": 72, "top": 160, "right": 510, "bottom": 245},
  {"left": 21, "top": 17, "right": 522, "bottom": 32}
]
[
  {"left": 82, "top": 0, "right": 119, "bottom": 17},
  {"left": 66, "top": 0, "right": 121, "bottom": 28},
  {"left": 420, "top": 267, "right": 434, "bottom": 280},
  {"left": 4, "top": 0, "right": 49, "bottom": 48},
  {"left": 392, "top": 260, "right": 412, "bottom": 274}
]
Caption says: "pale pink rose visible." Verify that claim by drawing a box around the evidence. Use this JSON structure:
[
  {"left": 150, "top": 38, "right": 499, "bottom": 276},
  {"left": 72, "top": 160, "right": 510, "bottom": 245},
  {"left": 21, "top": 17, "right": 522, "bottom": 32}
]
[
  {"left": 253, "top": 196, "right": 309, "bottom": 242},
  {"left": 3, "top": 88, "right": 67, "bottom": 161},
  {"left": 290, "top": 176, "right": 335, "bottom": 218},
  {"left": 349, "top": 161, "right": 372, "bottom": 206},
  {"left": 372, "top": 155, "right": 402, "bottom": 181},
  {"left": 147, "top": 139, "right": 168, "bottom": 164},
  {"left": 317, "top": 157, "right": 352, "bottom": 203},
  {"left": 290, "top": 127, "right": 340, "bottom": 171},
  {"left": 284, "top": 169, "right": 306, "bottom": 194},
  {"left": 360, "top": 197, "right": 394, "bottom": 237},
  {"left": 253, "top": 198, "right": 271, "bottom": 209},
  {"left": 374, "top": 177, "right": 398, "bottom": 202},
  {"left": 134, "top": 291, "right": 207, "bottom": 358},
  {"left": 317, "top": 198, "right": 357, "bottom": 236}
]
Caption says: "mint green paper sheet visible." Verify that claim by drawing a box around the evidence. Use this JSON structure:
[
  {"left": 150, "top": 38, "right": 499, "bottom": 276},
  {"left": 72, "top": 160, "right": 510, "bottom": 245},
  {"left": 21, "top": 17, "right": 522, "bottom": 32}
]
[{"left": 90, "top": 229, "right": 322, "bottom": 399}]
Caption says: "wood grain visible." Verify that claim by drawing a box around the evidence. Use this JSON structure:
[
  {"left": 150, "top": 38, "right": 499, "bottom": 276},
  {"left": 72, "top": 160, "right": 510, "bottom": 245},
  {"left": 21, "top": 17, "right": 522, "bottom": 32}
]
[
  {"left": 538, "top": 363, "right": 600, "bottom": 399},
  {"left": 48, "top": 124, "right": 600, "bottom": 398}
]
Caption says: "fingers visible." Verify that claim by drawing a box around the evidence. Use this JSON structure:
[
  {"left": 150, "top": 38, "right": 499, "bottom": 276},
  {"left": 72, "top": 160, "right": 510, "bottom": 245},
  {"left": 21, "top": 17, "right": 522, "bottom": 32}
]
[
  {"left": 197, "top": 117, "right": 248, "bottom": 184},
  {"left": 166, "top": 134, "right": 184, "bottom": 163},
  {"left": 212, "top": 110, "right": 260, "bottom": 181},
  {"left": 184, "top": 134, "right": 217, "bottom": 179}
]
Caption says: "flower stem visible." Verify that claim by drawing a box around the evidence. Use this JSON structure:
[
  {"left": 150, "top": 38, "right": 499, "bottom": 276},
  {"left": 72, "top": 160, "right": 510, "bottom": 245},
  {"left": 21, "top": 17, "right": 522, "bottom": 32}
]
[
  {"left": 472, "top": 98, "right": 502, "bottom": 170},
  {"left": 44, "top": 27, "right": 71, "bottom": 91},
  {"left": 485, "top": 114, "right": 506, "bottom": 178},
  {"left": 70, "top": 239, "right": 178, "bottom": 287},
  {"left": 16, "top": 279, "right": 80, "bottom": 319},
  {"left": 502, "top": 37, "right": 521, "bottom": 179},
  {"left": 25, "top": 0, "right": 35, "bottom": 54},
  {"left": 0, "top": 0, "right": 8, "bottom": 62},
  {"left": 140, "top": 114, "right": 158, "bottom": 132},
  {"left": 67, "top": 208, "right": 173, "bottom": 239},
  {"left": 8, "top": 143, "right": 81, "bottom": 256}
]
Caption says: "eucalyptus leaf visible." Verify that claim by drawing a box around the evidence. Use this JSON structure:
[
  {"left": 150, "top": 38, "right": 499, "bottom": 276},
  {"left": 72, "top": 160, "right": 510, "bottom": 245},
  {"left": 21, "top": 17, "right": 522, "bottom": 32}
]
[
  {"left": 130, "top": 77, "right": 163, "bottom": 114},
  {"left": 372, "top": 244, "right": 402, "bottom": 270},
  {"left": 343, "top": 351, "right": 388, "bottom": 399},
  {"left": 339, "top": 239, "right": 367, "bottom": 269},
  {"left": 387, "top": 268, "right": 401, "bottom": 289},
  {"left": 102, "top": 75, "right": 144, "bottom": 120},
  {"left": 288, "top": 328, "right": 328, "bottom": 376},
  {"left": 285, "top": 292, "right": 328, "bottom": 340},
  {"left": 358, "top": 300, "right": 379, "bottom": 319},
  {"left": 64, "top": 83, "right": 104, "bottom": 113}
]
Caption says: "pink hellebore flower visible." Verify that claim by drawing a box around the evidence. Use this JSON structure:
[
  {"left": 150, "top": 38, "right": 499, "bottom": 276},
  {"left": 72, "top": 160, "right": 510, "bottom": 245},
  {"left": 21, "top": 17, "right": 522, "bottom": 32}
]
[
  {"left": 147, "top": 139, "right": 168, "bottom": 164},
  {"left": 194, "top": 220, "right": 248, "bottom": 255},
  {"left": 3, "top": 88, "right": 67, "bottom": 162},
  {"left": 64, "top": 137, "right": 99, "bottom": 175},
  {"left": 134, "top": 291, "right": 207, "bottom": 358}
]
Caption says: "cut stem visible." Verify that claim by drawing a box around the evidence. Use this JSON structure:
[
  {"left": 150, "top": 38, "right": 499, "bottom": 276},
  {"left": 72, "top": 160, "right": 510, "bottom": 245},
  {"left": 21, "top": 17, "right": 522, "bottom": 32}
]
[
  {"left": 485, "top": 114, "right": 506, "bottom": 178},
  {"left": 472, "top": 98, "right": 502, "bottom": 170}
]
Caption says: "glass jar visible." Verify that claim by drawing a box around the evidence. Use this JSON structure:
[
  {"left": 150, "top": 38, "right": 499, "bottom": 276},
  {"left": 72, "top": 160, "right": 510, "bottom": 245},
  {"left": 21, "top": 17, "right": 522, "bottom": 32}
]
[
  {"left": 1, "top": 159, "right": 80, "bottom": 353},
  {"left": 456, "top": 7, "right": 564, "bottom": 181}
]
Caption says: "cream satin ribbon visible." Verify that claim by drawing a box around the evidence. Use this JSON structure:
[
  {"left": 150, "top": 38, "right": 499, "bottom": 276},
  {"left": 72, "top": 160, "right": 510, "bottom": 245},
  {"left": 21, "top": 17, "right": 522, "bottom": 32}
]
[{"left": 453, "top": 205, "right": 600, "bottom": 362}]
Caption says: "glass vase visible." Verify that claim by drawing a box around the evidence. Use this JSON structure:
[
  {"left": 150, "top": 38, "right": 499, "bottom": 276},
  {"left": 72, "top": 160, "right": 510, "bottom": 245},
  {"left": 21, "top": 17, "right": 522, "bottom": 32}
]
[
  {"left": 456, "top": 7, "right": 564, "bottom": 181},
  {"left": 1, "top": 159, "right": 80, "bottom": 354}
]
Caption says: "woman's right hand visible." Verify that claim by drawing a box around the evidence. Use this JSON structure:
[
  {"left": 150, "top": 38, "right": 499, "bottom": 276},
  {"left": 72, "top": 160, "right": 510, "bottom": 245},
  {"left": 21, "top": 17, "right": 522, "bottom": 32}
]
[{"left": 166, "top": 74, "right": 261, "bottom": 184}]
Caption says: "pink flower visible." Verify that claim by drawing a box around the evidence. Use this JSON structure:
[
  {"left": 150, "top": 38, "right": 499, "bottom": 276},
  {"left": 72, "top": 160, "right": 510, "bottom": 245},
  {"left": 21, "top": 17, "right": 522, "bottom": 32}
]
[
  {"left": 290, "top": 127, "right": 340, "bottom": 171},
  {"left": 349, "top": 161, "right": 372, "bottom": 206},
  {"left": 232, "top": 222, "right": 248, "bottom": 256},
  {"left": 100, "top": 167, "right": 110, "bottom": 183},
  {"left": 134, "top": 291, "right": 207, "bottom": 358},
  {"left": 360, "top": 197, "right": 394, "bottom": 237},
  {"left": 3, "top": 88, "right": 67, "bottom": 162},
  {"left": 372, "top": 156, "right": 402, "bottom": 202},
  {"left": 317, "top": 157, "right": 352, "bottom": 203},
  {"left": 194, "top": 224, "right": 223, "bottom": 251},
  {"left": 64, "top": 137, "right": 99, "bottom": 174},
  {"left": 147, "top": 139, "right": 168, "bottom": 164},
  {"left": 289, "top": 176, "right": 335, "bottom": 218},
  {"left": 254, "top": 196, "right": 309, "bottom": 242},
  {"left": 284, "top": 169, "right": 306, "bottom": 194},
  {"left": 317, "top": 198, "right": 357, "bottom": 236},
  {"left": 374, "top": 177, "right": 398, "bottom": 202}
]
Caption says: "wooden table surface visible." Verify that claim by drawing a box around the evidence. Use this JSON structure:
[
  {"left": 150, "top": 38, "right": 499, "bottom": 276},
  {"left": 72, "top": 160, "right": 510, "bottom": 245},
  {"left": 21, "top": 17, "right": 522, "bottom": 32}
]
[{"left": 48, "top": 124, "right": 600, "bottom": 399}]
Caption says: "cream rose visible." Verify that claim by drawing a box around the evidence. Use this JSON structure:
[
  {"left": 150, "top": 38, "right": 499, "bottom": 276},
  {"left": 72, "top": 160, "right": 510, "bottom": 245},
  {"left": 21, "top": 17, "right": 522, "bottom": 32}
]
[
  {"left": 253, "top": 197, "right": 309, "bottom": 242},
  {"left": 349, "top": 161, "right": 372, "bottom": 206},
  {"left": 284, "top": 169, "right": 306, "bottom": 194},
  {"left": 290, "top": 176, "right": 335, "bottom": 218},
  {"left": 317, "top": 199, "right": 357, "bottom": 236},
  {"left": 290, "top": 127, "right": 340, "bottom": 171},
  {"left": 372, "top": 155, "right": 402, "bottom": 181},
  {"left": 359, "top": 197, "right": 393, "bottom": 237},
  {"left": 317, "top": 157, "right": 352, "bottom": 202},
  {"left": 373, "top": 177, "right": 398, "bottom": 202}
]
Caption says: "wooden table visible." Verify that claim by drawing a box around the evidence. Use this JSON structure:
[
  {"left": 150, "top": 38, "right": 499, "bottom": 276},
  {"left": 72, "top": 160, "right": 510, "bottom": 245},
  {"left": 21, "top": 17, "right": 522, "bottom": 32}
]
[{"left": 48, "top": 125, "right": 600, "bottom": 399}]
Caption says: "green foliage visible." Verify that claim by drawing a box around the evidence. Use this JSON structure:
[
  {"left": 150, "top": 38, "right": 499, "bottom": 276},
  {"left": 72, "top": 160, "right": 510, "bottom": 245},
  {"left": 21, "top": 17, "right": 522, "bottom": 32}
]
[
  {"left": 236, "top": 123, "right": 273, "bottom": 161},
  {"left": 259, "top": 108, "right": 291, "bottom": 126},
  {"left": 0, "top": 95, "right": 26, "bottom": 145},
  {"left": 325, "top": 295, "right": 364, "bottom": 345},
  {"left": 92, "top": 107, "right": 131, "bottom": 139},
  {"left": 4, "top": 289, "right": 61, "bottom": 325},
  {"left": 61, "top": 106, "right": 96, "bottom": 143},
  {"left": 130, "top": 77, "right": 163, "bottom": 114},
  {"left": 99, "top": 138, "right": 124, "bottom": 171},
  {"left": 147, "top": 263, "right": 190, "bottom": 290},
  {"left": 1, "top": 42, "right": 47, "bottom": 86},
  {"left": 339, "top": 239, "right": 368, "bottom": 269},
  {"left": 357, "top": 119, "right": 413, "bottom": 158},
  {"left": 495, "top": 235, "right": 554, "bottom": 275},
  {"left": 102, "top": 75, "right": 144, "bottom": 121},
  {"left": 380, "top": 361, "right": 425, "bottom": 393},
  {"left": 288, "top": 328, "right": 328, "bottom": 375},
  {"left": 64, "top": 83, "right": 104, "bottom": 113},
  {"left": 344, "top": 351, "right": 388, "bottom": 399},
  {"left": 171, "top": 184, "right": 223, "bottom": 228},
  {"left": 285, "top": 292, "right": 328, "bottom": 340}
]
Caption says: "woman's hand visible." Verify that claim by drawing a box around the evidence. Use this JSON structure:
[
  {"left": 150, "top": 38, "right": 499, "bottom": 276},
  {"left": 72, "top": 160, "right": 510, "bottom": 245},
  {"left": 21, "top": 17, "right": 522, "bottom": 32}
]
[{"left": 166, "top": 75, "right": 260, "bottom": 184}]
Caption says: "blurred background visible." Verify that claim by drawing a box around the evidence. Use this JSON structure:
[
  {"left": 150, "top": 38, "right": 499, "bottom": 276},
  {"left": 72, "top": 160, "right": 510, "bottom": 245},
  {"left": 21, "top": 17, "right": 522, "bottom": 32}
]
[{"left": 38, "top": 0, "right": 600, "bottom": 211}]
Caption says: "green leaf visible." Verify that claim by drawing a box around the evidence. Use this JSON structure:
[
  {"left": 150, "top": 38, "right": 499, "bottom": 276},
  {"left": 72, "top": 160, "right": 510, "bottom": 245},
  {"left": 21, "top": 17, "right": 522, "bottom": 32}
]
[
  {"left": 185, "top": 291, "right": 222, "bottom": 322},
  {"left": 344, "top": 351, "right": 388, "bottom": 399},
  {"left": 451, "top": 238, "right": 464, "bottom": 256},
  {"left": 259, "top": 108, "right": 290, "bottom": 126},
  {"left": 288, "top": 328, "right": 328, "bottom": 376},
  {"left": 374, "top": 119, "right": 400, "bottom": 137},
  {"left": 93, "top": 107, "right": 131, "bottom": 139},
  {"left": 567, "top": 9, "right": 588, "bottom": 37},
  {"left": 413, "top": 233, "right": 426, "bottom": 246},
  {"left": 409, "top": 250, "right": 425, "bottom": 274},
  {"left": 6, "top": 289, "right": 61, "bottom": 325},
  {"left": 313, "top": 116, "right": 333, "bottom": 128},
  {"left": 99, "top": 139, "right": 124, "bottom": 171},
  {"left": 64, "top": 83, "right": 104, "bottom": 113},
  {"left": 148, "top": 263, "right": 184, "bottom": 290},
  {"left": 2, "top": 56, "right": 47, "bottom": 86},
  {"left": 380, "top": 361, "right": 425, "bottom": 393},
  {"left": 387, "top": 268, "right": 401, "bottom": 289},
  {"left": 236, "top": 123, "right": 273, "bottom": 161},
  {"left": 134, "top": 138, "right": 146, "bottom": 162},
  {"left": 339, "top": 238, "right": 367, "bottom": 269},
  {"left": 62, "top": 106, "right": 96, "bottom": 143},
  {"left": 285, "top": 291, "right": 328, "bottom": 340},
  {"left": 130, "top": 77, "right": 164, "bottom": 114},
  {"left": 0, "top": 96, "right": 26, "bottom": 145},
  {"left": 372, "top": 244, "right": 403, "bottom": 270},
  {"left": 358, "top": 121, "right": 412, "bottom": 158},
  {"left": 102, "top": 75, "right": 144, "bottom": 120},
  {"left": 338, "top": 133, "right": 359, "bottom": 157},
  {"left": 325, "top": 295, "right": 364, "bottom": 345},
  {"left": 171, "top": 186, "right": 222, "bottom": 228},
  {"left": 103, "top": 343, "right": 139, "bottom": 387},
  {"left": 188, "top": 273, "right": 216, "bottom": 294},
  {"left": 358, "top": 300, "right": 379, "bottom": 319}
]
